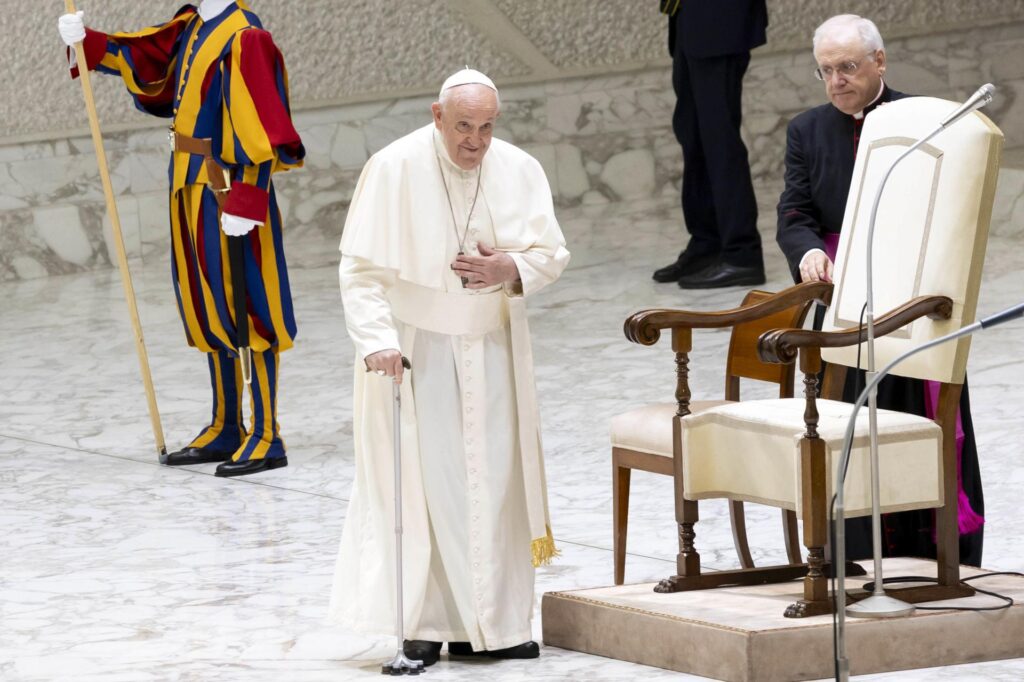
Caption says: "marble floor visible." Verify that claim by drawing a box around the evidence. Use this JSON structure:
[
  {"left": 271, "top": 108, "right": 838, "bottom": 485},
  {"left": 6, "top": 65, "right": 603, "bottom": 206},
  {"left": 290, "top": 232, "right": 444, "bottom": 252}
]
[{"left": 1, "top": 194, "right": 1022, "bottom": 681}]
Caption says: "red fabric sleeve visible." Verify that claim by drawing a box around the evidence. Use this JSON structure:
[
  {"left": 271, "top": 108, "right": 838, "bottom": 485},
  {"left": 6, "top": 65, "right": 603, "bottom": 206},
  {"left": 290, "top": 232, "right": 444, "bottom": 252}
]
[
  {"left": 237, "top": 29, "right": 303, "bottom": 158},
  {"left": 69, "top": 28, "right": 110, "bottom": 78}
]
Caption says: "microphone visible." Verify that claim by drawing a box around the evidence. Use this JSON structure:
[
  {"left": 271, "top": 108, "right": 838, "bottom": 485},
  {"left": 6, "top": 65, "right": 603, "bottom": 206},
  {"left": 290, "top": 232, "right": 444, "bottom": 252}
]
[
  {"left": 939, "top": 83, "right": 996, "bottom": 129},
  {"left": 832, "top": 300, "right": 1023, "bottom": 681},
  {"left": 854, "top": 84, "right": 1000, "bottom": 628},
  {"left": 980, "top": 300, "right": 1024, "bottom": 329}
]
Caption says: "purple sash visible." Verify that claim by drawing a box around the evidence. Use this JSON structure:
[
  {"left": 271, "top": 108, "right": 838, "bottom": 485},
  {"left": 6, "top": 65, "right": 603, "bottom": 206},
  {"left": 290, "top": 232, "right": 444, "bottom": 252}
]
[{"left": 822, "top": 233, "right": 983, "bottom": 535}]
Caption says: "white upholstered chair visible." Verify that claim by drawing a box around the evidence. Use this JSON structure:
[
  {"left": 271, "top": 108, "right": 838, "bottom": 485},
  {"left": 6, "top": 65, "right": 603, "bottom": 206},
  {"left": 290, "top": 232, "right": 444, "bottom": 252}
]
[{"left": 625, "top": 97, "right": 1003, "bottom": 617}]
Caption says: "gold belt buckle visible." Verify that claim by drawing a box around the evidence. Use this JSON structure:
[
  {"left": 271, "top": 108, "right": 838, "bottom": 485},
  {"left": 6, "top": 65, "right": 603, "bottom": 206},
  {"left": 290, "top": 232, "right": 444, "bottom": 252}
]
[{"left": 215, "top": 169, "right": 232, "bottom": 194}]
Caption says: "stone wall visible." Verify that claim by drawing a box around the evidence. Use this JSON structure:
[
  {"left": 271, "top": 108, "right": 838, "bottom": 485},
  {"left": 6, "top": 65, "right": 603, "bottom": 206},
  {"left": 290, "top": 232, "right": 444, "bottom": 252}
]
[
  {"left": 2, "top": 1, "right": 1022, "bottom": 280},
  {"left": 14, "top": 0, "right": 1024, "bottom": 143}
]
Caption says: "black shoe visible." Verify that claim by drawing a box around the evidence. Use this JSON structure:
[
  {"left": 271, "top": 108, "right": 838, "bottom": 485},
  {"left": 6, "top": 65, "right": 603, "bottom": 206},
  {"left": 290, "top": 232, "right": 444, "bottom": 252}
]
[
  {"left": 214, "top": 456, "right": 288, "bottom": 478},
  {"left": 677, "top": 261, "right": 766, "bottom": 289},
  {"left": 448, "top": 640, "right": 540, "bottom": 660},
  {"left": 652, "top": 249, "right": 718, "bottom": 283},
  {"left": 163, "top": 446, "right": 234, "bottom": 466},
  {"left": 403, "top": 640, "right": 442, "bottom": 667}
]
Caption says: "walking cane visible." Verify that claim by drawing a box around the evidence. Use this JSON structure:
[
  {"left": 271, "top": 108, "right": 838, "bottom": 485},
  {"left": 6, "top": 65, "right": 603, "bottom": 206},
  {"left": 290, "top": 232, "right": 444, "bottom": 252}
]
[
  {"left": 382, "top": 356, "right": 424, "bottom": 676},
  {"left": 64, "top": 0, "right": 167, "bottom": 461}
]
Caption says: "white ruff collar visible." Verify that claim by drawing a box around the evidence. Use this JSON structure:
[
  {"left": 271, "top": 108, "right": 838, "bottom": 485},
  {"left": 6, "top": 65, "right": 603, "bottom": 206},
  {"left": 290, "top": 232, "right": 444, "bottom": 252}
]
[{"left": 199, "top": 0, "right": 235, "bottom": 22}]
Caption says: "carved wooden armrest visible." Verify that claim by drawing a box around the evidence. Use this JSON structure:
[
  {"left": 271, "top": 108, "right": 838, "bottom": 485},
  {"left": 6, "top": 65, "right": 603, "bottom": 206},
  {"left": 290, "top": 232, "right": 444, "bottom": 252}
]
[
  {"left": 624, "top": 281, "right": 834, "bottom": 346},
  {"left": 757, "top": 295, "right": 954, "bottom": 365}
]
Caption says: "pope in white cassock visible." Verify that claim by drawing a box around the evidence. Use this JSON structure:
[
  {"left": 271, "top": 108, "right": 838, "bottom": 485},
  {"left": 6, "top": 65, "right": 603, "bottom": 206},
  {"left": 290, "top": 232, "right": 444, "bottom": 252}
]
[{"left": 329, "top": 69, "right": 570, "bottom": 667}]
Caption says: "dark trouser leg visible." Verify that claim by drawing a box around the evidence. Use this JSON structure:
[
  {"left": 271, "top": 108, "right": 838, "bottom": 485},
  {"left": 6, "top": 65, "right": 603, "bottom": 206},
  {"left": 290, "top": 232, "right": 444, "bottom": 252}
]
[
  {"left": 683, "top": 53, "right": 763, "bottom": 268},
  {"left": 672, "top": 48, "right": 719, "bottom": 258}
]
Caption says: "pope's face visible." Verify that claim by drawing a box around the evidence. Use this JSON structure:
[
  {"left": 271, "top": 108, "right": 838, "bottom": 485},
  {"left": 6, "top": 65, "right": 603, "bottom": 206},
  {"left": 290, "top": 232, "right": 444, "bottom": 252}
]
[
  {"left": 431, "top": 85, "right": 500, "bottom": 171},
  {"left": 815, "top": 37, "right": 886, "bottom": 115}
]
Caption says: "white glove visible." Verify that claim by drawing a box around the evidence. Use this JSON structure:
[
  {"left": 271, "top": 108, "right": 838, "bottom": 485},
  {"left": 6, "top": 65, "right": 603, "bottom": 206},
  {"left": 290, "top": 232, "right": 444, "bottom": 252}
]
[
  {"left": 58, "top": 11, "right": 86, "bottom": 47},
  {"left": 221, "top": 213, "right": 261, "bottom": 236}
]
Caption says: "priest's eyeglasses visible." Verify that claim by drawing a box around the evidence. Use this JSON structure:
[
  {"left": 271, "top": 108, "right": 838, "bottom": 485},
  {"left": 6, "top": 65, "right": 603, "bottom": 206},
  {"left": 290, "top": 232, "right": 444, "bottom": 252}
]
[{"left": 814, "top": 53, "right": 875, "bottom": 81}]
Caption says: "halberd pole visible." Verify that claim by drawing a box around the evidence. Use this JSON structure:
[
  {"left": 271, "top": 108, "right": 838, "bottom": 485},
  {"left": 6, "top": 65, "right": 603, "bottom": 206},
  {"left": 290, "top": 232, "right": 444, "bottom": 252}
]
[{"left": 65, "top": 0, "right": 168, "bottom": 460}]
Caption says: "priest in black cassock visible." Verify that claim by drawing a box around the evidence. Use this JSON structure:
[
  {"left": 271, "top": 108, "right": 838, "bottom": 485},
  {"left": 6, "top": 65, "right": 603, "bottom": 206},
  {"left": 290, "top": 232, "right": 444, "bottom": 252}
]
[{"left": 776, "top": 14, "right": 984, "bottom": 566}]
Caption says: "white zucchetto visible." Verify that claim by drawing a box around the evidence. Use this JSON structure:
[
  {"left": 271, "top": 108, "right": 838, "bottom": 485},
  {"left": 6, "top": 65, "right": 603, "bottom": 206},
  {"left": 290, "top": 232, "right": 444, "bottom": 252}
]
[{"left": 439, "top": 68, "right": 497, "bottom": 98}]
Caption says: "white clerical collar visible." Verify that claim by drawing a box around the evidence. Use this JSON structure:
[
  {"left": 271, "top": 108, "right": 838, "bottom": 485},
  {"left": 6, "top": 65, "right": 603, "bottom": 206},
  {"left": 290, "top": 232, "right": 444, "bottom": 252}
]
[
  {"left": 199, "top": 0, "right": 235, "bottom": 22},
  {"left": 852, "top": 81, "right": 886, "bottom": 120}
]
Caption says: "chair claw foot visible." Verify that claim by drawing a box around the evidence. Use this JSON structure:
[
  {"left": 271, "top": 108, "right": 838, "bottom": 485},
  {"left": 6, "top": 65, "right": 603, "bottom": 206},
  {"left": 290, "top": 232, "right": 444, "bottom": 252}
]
[
  {"left": 784, "top": 599, "right": 832, "bottom": 618},
  {"left": 653, "top": 577, "right": 678, "bottom": 593}
]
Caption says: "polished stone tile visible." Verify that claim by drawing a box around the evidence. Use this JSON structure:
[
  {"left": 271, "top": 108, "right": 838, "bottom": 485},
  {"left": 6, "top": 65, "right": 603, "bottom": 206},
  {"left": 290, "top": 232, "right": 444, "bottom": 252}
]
[{"left": 1, "top": 193, "right": 1022, "bottom": 679}]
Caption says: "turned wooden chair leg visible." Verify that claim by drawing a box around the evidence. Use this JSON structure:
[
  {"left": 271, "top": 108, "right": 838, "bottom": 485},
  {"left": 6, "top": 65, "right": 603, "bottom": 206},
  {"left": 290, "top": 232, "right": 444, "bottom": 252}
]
[
  {"left": 613, "top": 456, "right": 631, "bottom": 586},
  {"left": 729, "top": 500, "right": 755, "bottom": 569},
  {"left": 936, "top": 383, "right": 964, "bottom": 588},
  {"left": 783, "top": 510, "right": 802, "bottom": 564},
  {"left": 672, "top": 419, "right": 701, "bottom": 578},
  {"left": 786, "top": 438, "right": 831, "bottom": 617}
]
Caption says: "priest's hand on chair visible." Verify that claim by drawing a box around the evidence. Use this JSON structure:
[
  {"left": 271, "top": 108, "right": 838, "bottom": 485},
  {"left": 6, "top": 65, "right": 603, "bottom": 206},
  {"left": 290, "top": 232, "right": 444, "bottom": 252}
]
[
  {"left": 452, "top": 243, "right": 521, "bottom": 289},
  {"left": 365, "top": 349, "right": 406, "bottom": 384},
  {"left": 799, "top": 249, "right": 834, "bottom": 283}
]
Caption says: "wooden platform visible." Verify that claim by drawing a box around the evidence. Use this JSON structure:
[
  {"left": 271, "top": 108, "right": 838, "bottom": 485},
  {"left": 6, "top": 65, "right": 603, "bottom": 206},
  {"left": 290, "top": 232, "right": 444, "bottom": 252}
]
[{"left": 541, "top": 558, "right": 1024, "bottom": 681}]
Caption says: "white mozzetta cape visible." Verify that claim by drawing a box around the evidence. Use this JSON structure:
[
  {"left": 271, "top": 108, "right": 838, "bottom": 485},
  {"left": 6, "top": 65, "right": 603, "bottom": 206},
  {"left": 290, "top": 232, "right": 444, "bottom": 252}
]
[{"left": 340, "top": 124, "right": 568, "bottom": 300}]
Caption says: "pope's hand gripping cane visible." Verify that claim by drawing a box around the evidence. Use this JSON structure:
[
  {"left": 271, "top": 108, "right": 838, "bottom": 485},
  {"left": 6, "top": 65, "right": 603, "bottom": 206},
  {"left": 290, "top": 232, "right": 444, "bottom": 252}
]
[
  {"left": 382, "top": 357, "right": 424, "bottom": 676},
  {"left": 64, "top": 0, "right": 168, "bottom": 461}
]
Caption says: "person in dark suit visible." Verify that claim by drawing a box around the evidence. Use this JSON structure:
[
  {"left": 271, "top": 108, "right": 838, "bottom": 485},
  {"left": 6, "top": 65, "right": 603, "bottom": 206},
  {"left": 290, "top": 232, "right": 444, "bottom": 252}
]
[
  {"left": 653, "top": 0, "right": 768, "bottom": 289},
  {"left": 776, "top": 14, "right": 984, "bottom": 566}
]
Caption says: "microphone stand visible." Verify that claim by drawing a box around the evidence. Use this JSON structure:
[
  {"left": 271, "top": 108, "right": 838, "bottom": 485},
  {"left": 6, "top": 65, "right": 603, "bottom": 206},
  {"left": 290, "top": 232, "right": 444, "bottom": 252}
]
[
  {"left": 832, "top": 85, "right": 996, "bottom": 678},
  {"left": 833, "top": 301, "right": 1022, "bottom": 680}
]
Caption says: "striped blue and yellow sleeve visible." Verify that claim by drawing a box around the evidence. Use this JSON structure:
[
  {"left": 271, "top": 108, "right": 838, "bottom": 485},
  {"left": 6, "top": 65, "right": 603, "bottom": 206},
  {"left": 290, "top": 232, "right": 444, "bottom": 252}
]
[{"left": 71, "top": 7, "right": 196, "bottom": 117}]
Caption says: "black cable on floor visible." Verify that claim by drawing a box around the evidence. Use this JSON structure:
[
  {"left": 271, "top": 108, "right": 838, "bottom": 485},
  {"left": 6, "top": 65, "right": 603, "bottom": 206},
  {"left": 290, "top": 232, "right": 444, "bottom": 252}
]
[{"left": 858, "top": 572, "right": 1023, "bottom": 612}]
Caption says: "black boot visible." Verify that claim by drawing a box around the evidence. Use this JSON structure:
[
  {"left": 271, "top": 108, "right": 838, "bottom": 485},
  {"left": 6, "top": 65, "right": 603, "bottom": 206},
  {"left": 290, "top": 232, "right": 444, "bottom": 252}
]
[
  {"left": 163, "top": 445, "right": 234, "bottom": 466},
  {"left": 652, "top": 248, "right": 717, "bottom": 283},
  {"left": 214, "top": 456, "right": 288, "bottom": 478},
  {"left": 676, "top": 261, "right": 765, "bottom": 289},
  {"left": 448, "top": 640, "right": 540, "bottom": 659}
]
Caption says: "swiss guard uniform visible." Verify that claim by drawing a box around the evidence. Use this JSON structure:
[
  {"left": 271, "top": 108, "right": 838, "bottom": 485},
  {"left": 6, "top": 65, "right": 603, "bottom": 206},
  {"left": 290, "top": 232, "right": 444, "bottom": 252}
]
[{"left": 71, "top": 1, "right": 305, "bottom": 476}]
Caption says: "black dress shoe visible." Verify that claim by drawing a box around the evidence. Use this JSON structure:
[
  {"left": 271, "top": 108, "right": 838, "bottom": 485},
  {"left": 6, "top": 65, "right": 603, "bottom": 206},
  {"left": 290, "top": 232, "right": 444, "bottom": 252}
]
[
  {"left": 403, "top": 640, "right": 442, "bottom": 667},
  {"left": 163, "top": 446, "right": 234, "bottom": 466},
  {"left": 677, "top": 261, "right": 766, "bottom": 289},
  {"left": 214, "top": 457, "right": 288, "bottom": 478},
  {"left": 448, "top": 640, "right": 540, "bottom": 660},
  {"left": 652, "top": 249, "right": 718, "bottom": 283}
]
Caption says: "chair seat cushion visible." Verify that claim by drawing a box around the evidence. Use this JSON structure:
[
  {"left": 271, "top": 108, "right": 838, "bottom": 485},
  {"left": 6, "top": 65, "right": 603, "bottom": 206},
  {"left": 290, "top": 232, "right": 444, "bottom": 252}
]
[
  {"left": 681, "top": 398, "right": 942, "bottom": 519},
  {"left": 611, "top": 401, "right": 733, "bottom": 457}
]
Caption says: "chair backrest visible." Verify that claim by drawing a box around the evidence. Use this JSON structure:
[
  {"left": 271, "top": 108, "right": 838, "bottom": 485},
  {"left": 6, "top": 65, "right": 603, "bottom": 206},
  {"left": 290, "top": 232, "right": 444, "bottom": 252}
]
[
  {"left": 823, "top": 97, "right": 1003, "bottom": 384},
  {"left": 725, "top": 290, "right": 815, "bottom": 399}
]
